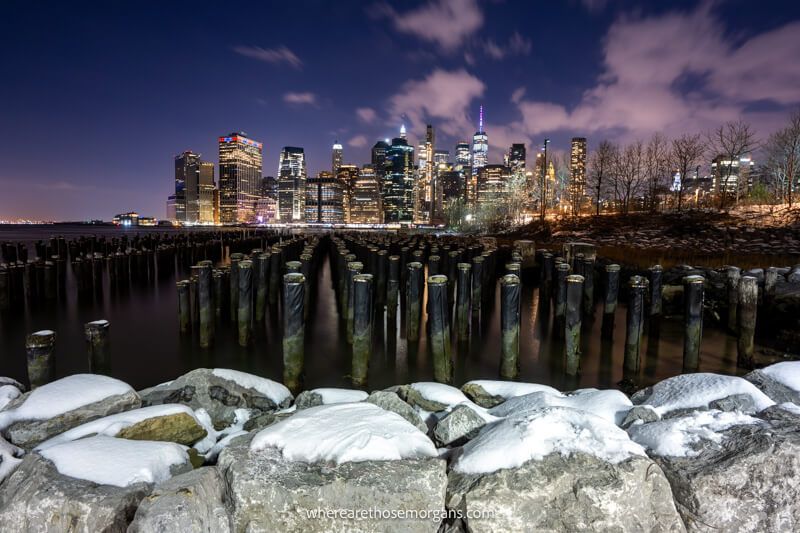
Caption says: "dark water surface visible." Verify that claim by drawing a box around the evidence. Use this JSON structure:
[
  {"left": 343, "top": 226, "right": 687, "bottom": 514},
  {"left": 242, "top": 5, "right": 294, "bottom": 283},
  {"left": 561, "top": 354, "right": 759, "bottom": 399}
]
[{"left": 0, "top": 225, "right": 750, "bottom": 391}]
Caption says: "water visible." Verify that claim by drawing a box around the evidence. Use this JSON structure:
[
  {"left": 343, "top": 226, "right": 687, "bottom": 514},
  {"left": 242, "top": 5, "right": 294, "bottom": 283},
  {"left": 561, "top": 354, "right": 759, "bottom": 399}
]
[{"left": 0, "top": 225, "right": 750, "bottom": 392}]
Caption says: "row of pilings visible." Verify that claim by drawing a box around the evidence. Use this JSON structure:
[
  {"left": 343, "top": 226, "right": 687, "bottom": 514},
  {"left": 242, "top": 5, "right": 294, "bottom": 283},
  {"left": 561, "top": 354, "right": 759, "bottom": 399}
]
[{"left": 10, "top": 230, "right": 773, "bottom": 393}]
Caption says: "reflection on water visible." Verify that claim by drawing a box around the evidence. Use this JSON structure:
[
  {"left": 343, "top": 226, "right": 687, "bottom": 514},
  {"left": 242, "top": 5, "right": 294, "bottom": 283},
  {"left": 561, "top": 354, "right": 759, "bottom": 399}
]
[{"left": 0, "top": 228, "right": 749, "bottom": 391}]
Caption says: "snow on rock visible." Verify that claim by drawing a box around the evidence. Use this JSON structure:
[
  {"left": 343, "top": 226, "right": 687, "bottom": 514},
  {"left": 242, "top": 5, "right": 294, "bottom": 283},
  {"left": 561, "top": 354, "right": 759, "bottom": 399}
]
[
  {"left": 251, "top": 402, "right": 437, "bottom": 464},
  {"left": 312, "top": 388, "right": 368, "bottom": 404},
  {"left": 453, "top": 406, "right": 646, "bottom": 474},
  {"left": 34, "top": 404, "right": 212, "bottom": 451},
  {"left": 0, "top": 374, "right": 135, "bottom": 430},
  {"left": 0, "top": 435, "right": 23, "bottom": 483},
  {"left": 463, "top": 380, "right": 561, "bottom": 403},
  {"left": 632, "top": 373, "right": 774, "bottom": 416},
  {"left": 211, "top": 369, "right": 291, "bottom": 406},
  {"left": 778, "top": 402, "right": 800, "bottom": 416},
  {"left": 762, "top": 362, "right": 800, "bottom": 392},
  {"left": 411, "top": 382, "right": 471, "bottom": 407},
  {"left": 489, "top": 389, "right": 632, "bottom": 425},
  {"left": 38, "top": 435, "right": 191, "bottom": 488},
  {"left": 0, "top": 385, "right": 21, "bottom": 411},
  {"left": 193, "top": 407, "right": 251, "bottom": 455},
  {"left": 627, "top": 409, "right": 763, "bottom": 457},
  {"left": 407, "top": 382, "right": 496, "bottom": 423}
]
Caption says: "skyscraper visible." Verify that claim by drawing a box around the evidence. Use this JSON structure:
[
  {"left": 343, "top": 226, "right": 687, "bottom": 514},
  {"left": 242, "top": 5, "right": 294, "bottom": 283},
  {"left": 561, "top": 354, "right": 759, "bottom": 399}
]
[
  {"left": 305, "top": 171, "right": 344, "bottom": 223},
  {"left": 471, "top": 106, "right": 488, "bottom": 205},
  {"left": 218, "top": 132, "right": 263, "bottom": 224},
  {"left": 197, "top": 161, "right": 215, "bottom": 224},
  {"left": 350, "top": 165, "right": 383, "bottom": 224},
  {"left": 337, "top": 164, "right": 359, "bottom": 223},
  {"left": 174, "top": 151, "right": 215, "bottom": 224},
  {"left": 569, "top": 137, "right": 588, "bottom": 204},
  {"left": 416, "top": 124, "right": 435, "bottom": 223},
  {"left": 507, "top": 144, "right": 526, "bottom": 177},
  {"left": 371, "top": 140, "right": 389, "bottom": 186},
  {"left": 477, "top": 164, "right": 510, "bottom": 207},
  {"left": 332, "top": 141, "right": 343, "bottom": 176},
  {"left": 278, "top": 146, "right": 307, "bottom": 221},
  {"left": 383, "top": 128, "right": 415, "bottom": 223},
  {"left": 455, "top": 142, "right": 471, "bottom": 171},
  {"left": 173, "top": 150, "right": 198, "bottom": 223}
]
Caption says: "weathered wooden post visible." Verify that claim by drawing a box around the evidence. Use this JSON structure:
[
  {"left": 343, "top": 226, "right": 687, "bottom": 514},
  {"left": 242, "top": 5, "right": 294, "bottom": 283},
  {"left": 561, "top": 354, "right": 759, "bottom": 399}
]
[
  {"left": 764, "top": 267, "right": 778, "bottom": 297},
  {"left": 346, "top": 261, "right": 363, "bottom": 343},
  {"left": 456, "top": 263, "right": 471, "bottom": 340},
  {"left": 255, "top": 252, "right": 270, "bottom": 322},
  {"left": 624, "top": 276, "right": 648, "bottom": 376},
  {"left": 351, "top": 273, "right": 374, "bottom": 387},
  {"left": 387, "top": 255, "right": 400, "bottom": 322},
  {"left": 26, "top": 330, "right": 56, "bottom": 389},
  {"left": 553, "top": 262, "right": 570, "bottom": 338},
  {"left": 177, "top": 280, "right": 190, "bottom": 333},
  {"left": 427, "top": 275, "right": 452, "bottom": 384},
  {"left": 564, "top": 275, "right": 584, "bottom": 376},
  {"left": 85, "top": 319, "right": 110, "bottom": 373},
  {"left": 229, "top": 253, "right": 242, "bottom": 323},
  {"left": 737, "top": 276, "right": 758, "bottom": 369},
  {"left": 726, "top": 266, "right": 741, "bottom": 333},
  {"left": 406, "top": 262, "right": 423, "bottom": 342},
  {"left": 428, "top": 254, "right": 441, "bottom": 277},
  {"left": 238, "top": 260, "right": 253, "bottom": 346},
  {"left": 268, "top": 248, "right": 282, "bottom": 306},
  {"left": 602, "top": 264, "right": 620, "bottom": 338},
  {"left": 282, "top": 272, "right": 306, "bottom": 393},
  {"left": 648, "top": 265, "right": 663, "bottom": 317},
  {"left": 198, "top": 261, "right": 214, "bottom": 348},
  {"left": 683, "top": 275, "right": 705, "bottom": 372},
  {"left": 580, "top": 256, "right": 595, "bottom": 316},
  {"left": 500, "top": 274, "right": 521, "bottom": 379},
  {"left": 471, "top": 256, "right": 484, "bottom": 318}
]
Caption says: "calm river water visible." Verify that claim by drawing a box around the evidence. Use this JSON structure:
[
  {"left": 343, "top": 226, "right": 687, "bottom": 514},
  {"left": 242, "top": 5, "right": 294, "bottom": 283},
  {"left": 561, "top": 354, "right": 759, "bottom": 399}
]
[{"left": 0, "top": 225, "right": 749, "bottom": 391}]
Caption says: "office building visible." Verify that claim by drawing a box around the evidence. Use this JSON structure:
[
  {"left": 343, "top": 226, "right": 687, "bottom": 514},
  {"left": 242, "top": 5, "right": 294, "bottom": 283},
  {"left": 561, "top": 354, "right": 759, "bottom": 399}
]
[
  {"left": 350, "top": 165, "right": 383, "bottom": 224},
  {"left": 332, "top": 141, "right": 343, "bottom": 176},
  {"left": 383, "top": 129, "right": 415, "bottom": 223},
  {"left": 507, "top": 143, "right": 526, "bottom": 177},
  {"left": 477, "top": 164, "right": 510, "bottom": 207},
  {"left": 416, "top": 124, "right": 435, "bottom": 223},
  {"left": 337, "top": 164, "right": 359, "bottom": 223},
  {"left": 305, "top": 171, "right": 344, "bottom": 223},
  {"left": 471, "top": 106, "right": 488, "bottom": 205},
  {"left": 277, "top": 146, "right": 307, "bottom": 222},
  {"left": 218, "top": 132, "right": 263, "bottom": 224},
  {"left": 569, "top": 137, "right": 587, "bottom": 200}
]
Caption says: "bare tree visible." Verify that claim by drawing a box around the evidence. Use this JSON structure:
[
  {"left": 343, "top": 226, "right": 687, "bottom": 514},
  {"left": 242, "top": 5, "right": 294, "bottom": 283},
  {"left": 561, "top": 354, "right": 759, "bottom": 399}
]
[
  {"left": 644, "top": 133, "right": 671, "bottom": 212},
  {"left": 707, "top": 120, "right": 759, "bottom": 209},
  {"left": 670, "top": 133, "right": 706, "bottom": 211},
  {"left": 587, "top": 140, "right": 616, "bottom": 216},
  {"left": 764, "top": 110, "right": 800, "bottom": 207},
  {"left": 610, "top": 140, "right": 645, "bottom": 214}
]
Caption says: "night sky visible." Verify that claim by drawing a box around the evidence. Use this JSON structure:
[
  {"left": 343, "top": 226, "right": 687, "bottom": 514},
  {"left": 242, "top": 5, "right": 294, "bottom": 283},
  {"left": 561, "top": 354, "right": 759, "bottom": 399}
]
[{"left": 2, "top": 0, "right": 799, "bottom": 221}]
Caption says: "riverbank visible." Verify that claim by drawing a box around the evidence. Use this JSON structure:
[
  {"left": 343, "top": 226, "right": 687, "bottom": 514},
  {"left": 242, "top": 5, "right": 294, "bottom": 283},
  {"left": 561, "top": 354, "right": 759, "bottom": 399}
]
[{"left": 2, "top": 365, "right": 800, "bottom": 531}]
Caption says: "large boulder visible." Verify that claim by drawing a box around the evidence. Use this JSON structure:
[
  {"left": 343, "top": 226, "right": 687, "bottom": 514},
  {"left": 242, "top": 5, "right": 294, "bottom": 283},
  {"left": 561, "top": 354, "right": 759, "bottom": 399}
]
[
  {"left": 366, "top": 390, "right": 427, "bottom": 432},
  {"left": 0, "top": 374, "right": 141, "bottom": 449},
  {"left": 433, "top": 404, "right": 486, "bottom": 447},
  {"left": 0, "top": 377, "right": 24, "bottom": 411},
  {"left": 139, "top": 368, "right": 292, "bottom": 429},
  {"left": 0, "top": 453, "right": 151, "bottom": 532},
  {"left": 635, "top": 406, "right": 800, "bottom": 532},
  {"left": 447, "top": 452, "right": 685, "bottom": 532},
  {"left": 217, "top": 435, "right": 447, "bottom": 533},
  {"left": 128, "top": 467, "right": 232, "bottom": 532},
  {"left": 744, "top": 362, "right": 800, "bottom": 404}
]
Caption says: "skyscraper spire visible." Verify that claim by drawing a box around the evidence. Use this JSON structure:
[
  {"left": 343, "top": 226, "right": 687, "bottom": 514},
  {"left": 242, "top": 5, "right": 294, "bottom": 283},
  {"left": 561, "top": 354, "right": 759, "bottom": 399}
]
[
  {"left": 400, "top": 123, "right": 407, "bottom": 139},
  {"left": 478, "top": 105, "right": 484, "bottom": 133}
]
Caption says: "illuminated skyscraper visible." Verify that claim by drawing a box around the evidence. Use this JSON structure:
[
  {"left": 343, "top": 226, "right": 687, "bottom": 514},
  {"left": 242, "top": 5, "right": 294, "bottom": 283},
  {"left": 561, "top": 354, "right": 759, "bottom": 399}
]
[
  {"left": 383, "top": 128, "right": 415, "bottom": 223},
  {"left": 332, "top": 141, "right": 343, "bottom": 176},
  {"left": 434, "top": 150, "right": 450, "bottom": 166},
  {"left": 306, "top": 171, "right": 344, "bottom": 223},
  {"left": 350, "top": 165, "right": 383, "bottom": 224},
  {"left": 416, "top": 124, "right": 435, "bottom": 223},
  {"left": 570, "top": 137, "right": 587, "bottom": 200},
  {"left": 197, "top": 161, "right": 215, "bottom": 224},
  {"left": 218, "top": 132, "right": 263, "bottom": 224},
  {"left": 277, "top": 146, "right": 307, "bottom": 221},
  {"left": 477, "top": 165, "right": 510, "bottom": 207},
  {"left": 455, "top": 142, "right": 471, "bottom": 171},
  {"left": 337, "top": 164, "right": 359, "bottom": 223},
  {"left": 371, "top": 140, "right": 389, "bottom": 185},
  {"left": 471, "top": 106, "right": 488, "bottom": 205},
  {"left": 507, "top": 144, "right": 526, "bottom": 177},
  {"left": 174, "top": 151, "right": 216, "bottom": 224}
]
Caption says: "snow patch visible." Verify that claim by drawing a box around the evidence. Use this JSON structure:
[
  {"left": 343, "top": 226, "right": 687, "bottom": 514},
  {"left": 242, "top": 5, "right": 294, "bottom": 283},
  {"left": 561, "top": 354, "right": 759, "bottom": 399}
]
[
  {"left": 193, "top": 407, "right": 252, "bottom": 454},
  {"left": 489, "top": 389, "right": 632, "bottom": 425},
  {"left": 39, "top": 435, "right": 189, "bottom": 487},
  {"left": 465, "top": 380, "right": 562, "bottom": 400},
  {"left": 211, "top": 369, "right": 291, "bottom": 405},
  {"left": 778, "top": 402, "right": 800, "bottom": 416},
  {"left": 453, "top": 407, "right": 645, "bottom": 474},
  {"left": 627, "top": 409, "right": 762, "bottom": 457},
  {"left": 762, "top": 362, "right": 800, "bottom": 392},
  {"left": 251, "top": 402, "right": 437, "bottom": 464},
  {"left": 0, "top": 384, "right": 21, "bottom": 411},
  {"left": 410, "top": 382, "right": 496, "bottom": 421},
  {"left": 35, "top": 404, "right": 211, "bottom": 451},
  {"left": 312, "top": 388, "right": 368, "bottom": 404},
  {"left": 0, "top": 374, "right": 134, "bottom": 430},
  {"left": 636, "top": 373, "right": 774, "bottom": 416}
]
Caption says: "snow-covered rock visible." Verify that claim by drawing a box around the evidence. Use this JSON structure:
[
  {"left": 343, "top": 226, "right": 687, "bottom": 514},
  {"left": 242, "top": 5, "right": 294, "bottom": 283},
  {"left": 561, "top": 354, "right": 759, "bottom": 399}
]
[
  {"left": 128, "top": 467, "right": 232, "bottom": 533},
  {"left": 250, "top": 403, "right": 437, "bottom": 464},
  {"left": 0, "top": 377, "right": 24, "bottom": 411},
  {"left": 642, "top": 405, "right": 800, "bottom": 532},
  {"left": 631, "top": 373, "right": 774, "bottom": 417},
  {"left": 38, "top": 435, "right": 192, "bottom": 487},
  {"left": 35, "top": 404, "right": 210, "bottom": 451},
  {"left": 218, "top": 433, "right": 447, "bottom": 533},
  {"left": 745, "top": 361, "right": 800, "bottom": 404},
  {"left": 489, "top": 389, "right": 633, "bottom": 425},
  {"left": 365, "top": 390, "right": 428, "bottom": 432},
  {"left": 0, "top": 374, "right": 140, "bottom": 449},
  {"left": 139, "top": 368, "right": 292, "bottom": 429},
  {"left": 0, "top": 435, "right": 23, "bottom": 484},
  {"left": 294, "top": 387, "right": 368, "bottom": 409},
  {"left": 405, "top": 382, "right": 472, "bottom": 411},
  {"left": 461, "top": 380, "right": 561, "bottom": 408},
  {"left": 433, "top": 404, "right": 486, "bottom": 447},
  {"left": 0, "top": 451, "right": 151, "bottom": 531}
]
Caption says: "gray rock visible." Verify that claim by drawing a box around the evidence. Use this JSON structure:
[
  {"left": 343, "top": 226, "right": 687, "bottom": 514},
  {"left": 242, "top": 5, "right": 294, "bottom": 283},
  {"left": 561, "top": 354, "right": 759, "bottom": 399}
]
[
  {"left": 460, "top": 383, "right": 505, "bottom": 408},
  {"left": 399, "top": 386, "right": 450, "bottom": 412},
  {"left": 447, "top": 452, "right": 685, "bottom": 532},
  {"left": 744, "top": 368, "right": 800, "bottom": 404},
  {"left": 620, "top": 405, "right": 660, "bottom": 429},
  {"left": 651, "top": 406, "right": 800, "bottom": 532},
  {"left": 366, "top": 391, "right": 427, "bottom": 432},
  {"left": 708, "top": 393, "right": 758, "bottom": 414},
  {"left": 0, "top": 453, "right": 151, "bottom": 532},
  {"left": 294, "top": 390, "right": 324, "bottom": 410},
  {"left": 243, "top": 410, "right": 294, "bottom": 432},
  {"left": 128, "top": 467, "right": 231, "bottom": 533},
  {"left": 3, "top": 390, "right": 141, "bottom": 449},
  {"left": 140, "top": 369, "right": 292, "bottom": 429},
  {"left": 433, "top": 405, "right": 486, "bottom": 447},
  {"left": 217, "top": 434, "right": 447, "bottom": 533},
  {"left": 788, "top": 268, "right": 800, "bottom": 284}
]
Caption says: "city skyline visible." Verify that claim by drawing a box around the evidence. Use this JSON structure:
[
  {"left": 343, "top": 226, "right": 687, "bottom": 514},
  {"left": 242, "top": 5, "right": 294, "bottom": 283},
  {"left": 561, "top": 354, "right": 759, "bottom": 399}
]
[{"left": 2, "top": 0, "right": 800, "bottom": 220}]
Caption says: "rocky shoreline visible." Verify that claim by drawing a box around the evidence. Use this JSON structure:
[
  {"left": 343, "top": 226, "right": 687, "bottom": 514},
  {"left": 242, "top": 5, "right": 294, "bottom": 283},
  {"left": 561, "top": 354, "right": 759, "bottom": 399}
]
[{"left": 2, "top": 365, "right": 800, "bottom": 532}]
